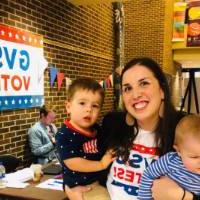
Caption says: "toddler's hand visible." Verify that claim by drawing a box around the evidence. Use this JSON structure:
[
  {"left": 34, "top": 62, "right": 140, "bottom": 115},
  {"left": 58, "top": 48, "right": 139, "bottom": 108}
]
[{"left": 100, "top": 149, "right": 116, "bottom": 169}]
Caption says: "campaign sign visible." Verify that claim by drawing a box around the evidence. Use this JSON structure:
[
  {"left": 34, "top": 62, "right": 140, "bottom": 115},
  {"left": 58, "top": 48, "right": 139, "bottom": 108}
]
[{"left": 0, "top": 24, "right": 47, "bottom": 111}]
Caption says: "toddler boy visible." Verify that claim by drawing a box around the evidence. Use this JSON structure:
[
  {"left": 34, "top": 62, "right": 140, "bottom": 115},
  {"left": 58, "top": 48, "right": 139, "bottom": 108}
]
[{"left": 56, "top": 77, "right": 115, "bottom": 200}]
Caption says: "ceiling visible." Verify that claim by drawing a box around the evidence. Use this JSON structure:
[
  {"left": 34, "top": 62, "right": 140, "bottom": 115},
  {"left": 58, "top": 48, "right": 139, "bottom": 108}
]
[{"left": 67, "top": 0, "right": 131, "bottom": 5}]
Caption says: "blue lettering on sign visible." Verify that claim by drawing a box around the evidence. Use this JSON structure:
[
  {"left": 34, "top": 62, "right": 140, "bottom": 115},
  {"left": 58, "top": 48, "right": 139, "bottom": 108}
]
[
  {"left": 4, "top": 47, "right": 17, "bottom": 69},
  {"left": 19, "top": 50, "right": 30, "bottom": 71},
  {"left": 0, "top": 46, "right": 30, "bottom": 71}
]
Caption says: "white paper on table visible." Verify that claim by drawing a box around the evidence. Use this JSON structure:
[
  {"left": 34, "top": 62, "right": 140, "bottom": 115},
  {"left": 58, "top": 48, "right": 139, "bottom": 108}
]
[
  {"left": 6, "top": 168, "right": 33, "bottom": 183},
  {"left": 36, "top": 179, "right": 63, "bottom": 191},
  {"left": 6, "top": 181, "right": 30, "bottom": 188}
]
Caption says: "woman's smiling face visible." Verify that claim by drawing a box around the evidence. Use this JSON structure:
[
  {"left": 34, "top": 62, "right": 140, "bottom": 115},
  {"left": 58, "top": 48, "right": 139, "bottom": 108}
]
[{"left": 121, "top": 64, "right": 164, "bottom": 127}]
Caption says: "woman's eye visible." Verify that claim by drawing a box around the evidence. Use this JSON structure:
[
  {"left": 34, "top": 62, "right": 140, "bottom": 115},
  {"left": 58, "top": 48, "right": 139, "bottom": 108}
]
[
  {"left": 79, "top": 102, "right": 85, "bottom": 105},
  {"left": 140, "top": 81, "right": 149, "bottom": 87},
  {"left": 123, "top": 86, "right": 132, "bottom": 93}
]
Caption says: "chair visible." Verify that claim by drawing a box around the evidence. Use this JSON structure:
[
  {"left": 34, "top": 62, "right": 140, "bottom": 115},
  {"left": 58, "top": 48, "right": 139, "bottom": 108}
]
[{"left": 0, "top": 155, "right": 20, "bottom": 173}]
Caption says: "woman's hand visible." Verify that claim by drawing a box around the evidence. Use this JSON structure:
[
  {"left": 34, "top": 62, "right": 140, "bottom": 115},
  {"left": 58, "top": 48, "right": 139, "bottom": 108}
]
[
  {"left": 152, "top": 177, "right": 189, "bottom": 200},
  {"left": 65, "top": 185, "right": 91, "bottom": 200}
]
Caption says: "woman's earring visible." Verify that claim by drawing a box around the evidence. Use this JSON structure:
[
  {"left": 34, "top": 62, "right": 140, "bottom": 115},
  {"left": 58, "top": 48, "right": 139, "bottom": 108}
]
[
  {"left": 126, "top": 112, "right": 135, "bottom": 126},
  {"left": 159, "top": 100, "right": 164, "bottom": 118}
]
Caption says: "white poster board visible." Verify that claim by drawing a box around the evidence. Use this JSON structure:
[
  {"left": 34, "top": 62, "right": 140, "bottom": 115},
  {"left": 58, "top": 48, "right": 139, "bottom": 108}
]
[{"left": 0, "top": 24, "right": 47, "bottom": 110}]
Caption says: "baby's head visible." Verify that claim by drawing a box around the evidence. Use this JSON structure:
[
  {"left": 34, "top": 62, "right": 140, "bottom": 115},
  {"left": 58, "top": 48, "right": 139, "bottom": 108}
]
[
  {"left": 66, "top": 77, "right": 105, "bottom": 132},
  {"left": 174, "top": 115, "right": 200, "bottom": 174}
]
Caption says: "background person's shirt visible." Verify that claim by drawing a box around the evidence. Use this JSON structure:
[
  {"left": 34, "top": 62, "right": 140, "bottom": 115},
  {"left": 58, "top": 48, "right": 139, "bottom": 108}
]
[{"left": 28, "top": 121, "right": 57, "bottom": 164}]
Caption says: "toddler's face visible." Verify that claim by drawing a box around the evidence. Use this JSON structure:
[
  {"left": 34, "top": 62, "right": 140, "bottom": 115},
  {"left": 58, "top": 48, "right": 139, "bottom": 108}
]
[
  {"left": 66, "top": 89, "right": 102, "bottom": 132},
  {"left": 177, "top": 136, "right": 200, "bottom": 174}
]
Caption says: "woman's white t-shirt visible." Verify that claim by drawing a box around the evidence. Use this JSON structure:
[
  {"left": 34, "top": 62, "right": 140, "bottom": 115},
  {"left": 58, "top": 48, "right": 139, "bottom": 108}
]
[{"left": 107, "top": 129, "right": 158, "bottom": 200}]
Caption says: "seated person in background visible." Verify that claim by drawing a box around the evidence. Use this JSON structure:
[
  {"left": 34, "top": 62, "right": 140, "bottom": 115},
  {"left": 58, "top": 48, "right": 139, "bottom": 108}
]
[
  {"left": 28, "top": 103, "right": 57, "bottom": 165},
  {"left": 138, "top": 114, "right": 200, "bottom": 200},
  {"left": 56, "top": 78, "right": 115, "bottom": 200}
]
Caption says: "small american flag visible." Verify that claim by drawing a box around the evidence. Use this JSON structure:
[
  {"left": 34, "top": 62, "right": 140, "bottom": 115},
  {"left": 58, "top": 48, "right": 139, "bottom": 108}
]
[{"left": 83, "top": 139, "right": 98, "bottom": 153}]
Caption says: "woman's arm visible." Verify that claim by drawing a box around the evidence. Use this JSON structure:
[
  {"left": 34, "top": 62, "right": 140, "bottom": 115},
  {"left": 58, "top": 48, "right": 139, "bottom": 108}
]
[{"left": 152, "top": 177, "right": 193, "bottom": 200}]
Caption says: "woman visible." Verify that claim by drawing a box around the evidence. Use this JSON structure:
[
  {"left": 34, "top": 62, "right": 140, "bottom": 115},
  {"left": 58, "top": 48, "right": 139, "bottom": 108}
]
[{"left": 102, "top": 57, "right": 197, "bottom": 200}]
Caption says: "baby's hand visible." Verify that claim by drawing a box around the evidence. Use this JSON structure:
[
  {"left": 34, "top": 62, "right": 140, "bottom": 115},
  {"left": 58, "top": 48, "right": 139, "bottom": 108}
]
[{"left": 100, "top": 149, "right": 116, "bottom": 169}]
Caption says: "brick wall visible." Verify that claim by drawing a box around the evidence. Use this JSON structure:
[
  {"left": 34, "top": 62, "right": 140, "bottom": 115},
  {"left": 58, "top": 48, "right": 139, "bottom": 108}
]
[
  {"left": 0, "top": 0, "right": 114, "bottom": 166},
  {"left": 124, "top": 0, "right": 165, "bottom": 69}
]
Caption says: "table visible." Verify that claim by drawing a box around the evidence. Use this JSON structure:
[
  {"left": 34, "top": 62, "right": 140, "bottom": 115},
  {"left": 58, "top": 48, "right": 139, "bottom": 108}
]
[{"left": 0, "top": 175, "right": 67, "bottom": 200}]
